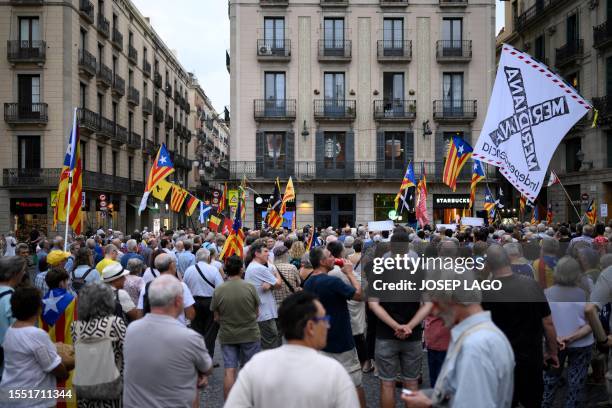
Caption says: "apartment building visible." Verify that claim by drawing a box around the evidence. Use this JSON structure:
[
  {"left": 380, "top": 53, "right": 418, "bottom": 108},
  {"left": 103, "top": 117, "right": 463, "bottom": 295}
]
[
  {"left": 500, "top": 0, "right": 612, "bottom": 223},
  {"left": 228, "top": 0, "right": 496, "bottom": 229},
  {"left": 0, "top": 0, "right": 198, "bottom": 239},
  {"left": 187, "top": 74, "right": 230, "bottom": 200}
]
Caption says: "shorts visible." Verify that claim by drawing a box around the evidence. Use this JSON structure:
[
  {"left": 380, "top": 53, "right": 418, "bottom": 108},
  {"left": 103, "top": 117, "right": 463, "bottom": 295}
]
[
  {"left": 375, "top": 338, "right": 422, "bottom": 382},
  {"left": 221, "top": 341, "right": 261, "bottom": 369},
  {"left": 321, "top": 348, "right": 362, "bottom": 387}
]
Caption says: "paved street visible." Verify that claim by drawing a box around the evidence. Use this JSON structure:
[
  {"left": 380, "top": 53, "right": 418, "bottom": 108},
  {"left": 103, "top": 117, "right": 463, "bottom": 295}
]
[{"left": 199, "top": 342, "right": 609, "bottom": 407}]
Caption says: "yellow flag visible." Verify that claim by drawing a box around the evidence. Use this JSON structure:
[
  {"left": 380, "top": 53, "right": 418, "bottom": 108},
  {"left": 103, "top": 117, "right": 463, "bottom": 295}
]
[
  {"left": 280, "top": 177, "right": 295, "bottom": 215},
  {"left": 152, "top": 179, "right": 173, "bottom": 201}
]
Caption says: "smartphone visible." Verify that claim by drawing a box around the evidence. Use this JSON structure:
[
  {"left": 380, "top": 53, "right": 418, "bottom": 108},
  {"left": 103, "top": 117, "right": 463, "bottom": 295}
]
[
  {"left": 334, "top": 258, "right": 345, "bottom": 267},
  {"left": 401, "top": 389, "right": 413, "bottom": 396}
]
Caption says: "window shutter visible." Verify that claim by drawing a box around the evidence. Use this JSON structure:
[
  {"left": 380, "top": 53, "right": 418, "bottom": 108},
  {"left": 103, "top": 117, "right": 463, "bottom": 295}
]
[
  {"left": 286, "top": 130, "right": 295, "bottom": 178},
  {"left": 256, "top": 130, "right": 264, "bottom": 178},
  {"left": 435, "top": 131, "right": 445, "bottom": 181},
  {"left": 376, "top": 130, "right": 384, "bottom": 178},
  {"left": 346, "top": 130, "right": 355, "bottom": 179},
  {"left": 315, "top": 130, "right": 324, "bottom": 178},
  {"left": 461, "top": 131, "right": 472, "bottom": 180},
  {"left": 405, "top": 131, "right": 414, "bottom": 163}
]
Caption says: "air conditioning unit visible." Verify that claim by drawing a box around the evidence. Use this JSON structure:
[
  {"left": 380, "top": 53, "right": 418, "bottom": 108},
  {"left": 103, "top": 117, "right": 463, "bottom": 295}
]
[{"left": 260, "top": 45, "right": 273, "bottom": 55}]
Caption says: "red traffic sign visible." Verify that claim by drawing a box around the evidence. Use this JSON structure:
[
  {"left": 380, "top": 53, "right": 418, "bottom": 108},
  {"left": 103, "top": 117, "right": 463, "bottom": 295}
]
[
  {"left": 100, "top": 201, "right": 107, "bottom": 208},
  {"left": 581, "top": 193, "right": 589, "bottom": 201},
  {"left": 99, "top": 194, "right": 107, "bottom": 201},
  {"left": 213, "top": 191, "right": 220, "bottom": 198}
]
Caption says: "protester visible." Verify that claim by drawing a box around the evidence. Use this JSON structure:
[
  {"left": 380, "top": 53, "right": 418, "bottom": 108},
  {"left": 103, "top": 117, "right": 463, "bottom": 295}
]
[
  {"left": 123, "top": 275, "right": 212, "bottom": 408},
  {"left": 210, "top": 255, "right": 261, "bottom": 398},
  {"left": 3, "top": 232, "right": 16, "bottom": 257},
  {"left": 183, "top": 248, "right": 224, "bottom": 358},
  {"left": 72, "top": 282, "right": 127, "bottom": 407},
  {"left": 225, "top": 291, "right": 359, "bottom": 407},
  {"left": 124, "top": 258, "right": 145, "bottom": 306},
  {"left": 176, "top": 240, "right": 196, "bottom": 279},
  {"left": 0, "top": 256, "right": 27, "bottom": 373},
  {"left": 70, "top": 247, "right": 99, "bottom": 294},
  {"left": 119, "top": 239, "right": 144, "bottom": 269},
  {"left": 96, "top": 244, "right": 120, "bottom": 274},
  {"left": 289, "top": 240, "right": 306, "bottom": 269},
  {"left": 532, "top": 238, "right": 561, "bottom": 288},
  {"left": 102, "top": 262, "right": 140, "bottom": 323},
  {"left": 272, "top": 245, "right": 301, "bottom": 307}
]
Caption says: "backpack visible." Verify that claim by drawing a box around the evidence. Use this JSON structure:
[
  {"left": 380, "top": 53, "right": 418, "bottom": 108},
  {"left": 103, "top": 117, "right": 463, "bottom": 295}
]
[
  {"left": 114, "top": 290, "right": 127, "bottom": 324},
  {"left": 71, "top": 267, "right": 95, "bottom": 294},
  {"left": 72, "top": 316, "right": 122, "bottom": 400},
  {"left": 143, "top": 281, "right": 153, "bottom": 315}
]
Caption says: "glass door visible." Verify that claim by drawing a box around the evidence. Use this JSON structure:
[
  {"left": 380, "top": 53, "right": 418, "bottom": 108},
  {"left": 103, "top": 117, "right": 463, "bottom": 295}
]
[
  {"left": 324, "top": 18, "right": 345, "bottom": 56},
  {"left": 443, "top": 73, "right": 463, "bottom": 116},
  {"left": 383, "top": 73, "right": 404, "bottom": 116},
  {"left": 442, "top": 18, "right": 463, "bottom": 56},
  {"left": 18, "top": 75, "right": 40, "bottom": 119},
  {"left": 324, "top": 72, "right": 345, "bottom": 116},
  {"left": 264, "top": 72, "right": 286, "bottom": 116},
  {"left": 383, "top": 18, "right": 403, "bottom": 56},
  {"left": 264, "top": 17, "right": 285, "bottom": 54}
]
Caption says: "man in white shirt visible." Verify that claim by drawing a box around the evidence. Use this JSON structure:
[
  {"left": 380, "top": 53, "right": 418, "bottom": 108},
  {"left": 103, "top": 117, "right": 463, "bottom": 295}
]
[
  {"left": 102, "top": 262, "right": 140, "bottom": 322},
  {"left": 137, "top": 253, "right": 195, "bottom": 326},
  {"left": 225, "top": 291, "right": 358, "bottom": 408},
  {"left": 183, "top": 248, "right": 224, "bottom": 357}
]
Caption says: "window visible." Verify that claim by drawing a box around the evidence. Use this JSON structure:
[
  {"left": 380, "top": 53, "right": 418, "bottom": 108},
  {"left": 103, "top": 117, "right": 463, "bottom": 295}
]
[
  {"left": 128, "top": 156, "right": 133, "bottom": 181},
  {"left": 374, "top": 194, "right": 397, "bottom": 221},
  {"left": 19, "top": 17, "right": 40, "bottom": 44},
  {"left": 128, "top": 70, "right": 133, "bottom": 87},
  {"left": 323, "top": 72, "right": 345, "bottom": 116},
  {"left": 128, "top": 112, "right": 133, "bottom": 134},
  {"left": 18, "top": 136, "right": 40, "bottom": 169},
  {"left": 80, "top": 141, "right": 87, "bottom": 171},
  {"left": 143, "top": 81, "right": 148, "bottom": 98},
  {"left": 154, "top": 126, "right": 159, "bottom": 145},
  {"left": 607, "top": 56, "right": 612, "bottom": 96},
  {"left": 323, "top": 18, "right": 344, "bottom": 53},
  {"left": 384, "top": 132, "right": 406, "bottom": 170},
  {"left": 566, "top": 13, "right": 579, "bottom": 45},
  {"left": 112, "top": 13, "right": 118, "bottom": 30},
  {"left": 112, "top": 102, "right": 117, "bottom": 124},
  {"left": 17, "top": 75, "right": 41, "bottom": 118},
  {"left": 128, "top": 31, "right": 133, "bottom": 46},
  {"left": 565, "top": 138, "right": 582, "bottom": 172},
  {"left": 323, "top": 132, "right": 346, "bottom": 169},
  {"left": 264, "top": 72, "right": 286, "bottom": 114},
  {"left": 97, "top": 146, "right": 104, "bottom": 173},
  {"left": 142, "top": 160, "right": 147, "bottom": 182},
  {"left": 143, "top": 120, "right": 148, "bottom": 140},
  {"left": 565, "top": 72, "right": 579, "bottom": 92},
  {"left": 383, "top": 18, "right": 403, "bottom": 52},
  {"left": 112, "top": 151, "right": 118, "bottom": 176},
  {"left": 97, "top": 93, "right": 104, "bottom": 116},
  {"left": 98, "top": 43, "right": 104, "bottom": 64},
  {"left": 264, "top": 17, "right": 285, "bottom": 50},
  {"left": 442, "top": 73, "right": 464, "bottom": 114},
  {"left": 442, "top": 18, "right": 463, "bottom": 56},
  {"left": 264, "top": 132, "right": 286, "bottom": 169},
  {"left": 80, "top": 83, "right": 87, "bottom": 109},
  {"left": 383, "top": 72, "right": 404, "bottom": 102},
  {"left": 112, "top": 56, "right": 117, "bottom": 75},
  {"left": 534, "top": 35, "right": 545, "bottom": 62},
  {"left": 80, "top": 29, "right": 87, "bottom": 51}
]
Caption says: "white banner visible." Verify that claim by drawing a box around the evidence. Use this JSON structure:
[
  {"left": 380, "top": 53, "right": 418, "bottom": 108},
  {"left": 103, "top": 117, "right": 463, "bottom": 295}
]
[
  {"left": 367, "top": 220, "right": 395, "bottom": 232},
  {"left": 461, "top": 217, "right": 484, "bottom": 227},
  {"left": 473, "top": 44, "right": 591, "bottom": 202}
]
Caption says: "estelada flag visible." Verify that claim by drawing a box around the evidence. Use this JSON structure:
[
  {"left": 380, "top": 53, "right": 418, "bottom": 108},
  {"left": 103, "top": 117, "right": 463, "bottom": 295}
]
[
  {"left": 184, "top": 195, "right": 201, "bottom": 217},
  {"left": 56, "top": 109, "right": 82, "bottom": 235},
  {"left": 208, "top": 215, "right": 222, "bottom": 232},
  {"left": 152, "top": 179, "right": 172, "bottom": 201},
  {"left": 586, "top": 199, "right": 597, "bottom": 225},
  {"left": 170, "top": 185, "right": 188, "bottom": 213},
  {"left": 443, "top": 136, "right": 473, "bottom": 192},
  {"left": 219, "top": 182, "right": 227, "bottom": 214}
]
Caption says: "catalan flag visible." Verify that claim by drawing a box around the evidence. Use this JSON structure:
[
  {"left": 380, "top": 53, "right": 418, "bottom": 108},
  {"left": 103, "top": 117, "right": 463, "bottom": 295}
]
[
  {"left": 220, "top": 192, "right": 246, "bottom": 260},
  {"left": 483, "top": 186, "right": 496, "bottom": 216},
  {"left": 519, "top": 194, "right": 527, "bottom": 215},
  {"left": 546, "top": 203, "right": 553, "bottom": 224},
  {"left": 170, "top": 185, "right": 188, "bottom": 213},
  {"left": 184, "top": 195, "right": 201, "bottom": 217},
  {"left": 266, "top": 178, "right": 283, "bottom": 229},
  {"left": 443, "top": 136, "right": 473, "bottom": 192},
  {"left": 280, "top": 177, "right": 295, "bottom": 216},
  {"left": 306, "top": 230, "right": 319, "bottom": 251},
  {"left": 415, "top": 163, "right": 429, "bottom": 227},
  {"left": 469, "top": 160, "right": 485, "bottom": 210},
  {"left": 219, "top": 182, "right": 227, "bottom": 214},
  {"left": 531, "top": 203, "right": 540, "bottom": 225},
  {"left": 139, "top": 143, "right": 174, "bottom": 214},
  {"left": 394, "top": 162, "right": 417, "bottom": 211},
  {"left": 55, "top": 108, "right": 83, "bottom": 235},
  {"left": 586, "top": 199, "right": 597, "bottom": 225}
]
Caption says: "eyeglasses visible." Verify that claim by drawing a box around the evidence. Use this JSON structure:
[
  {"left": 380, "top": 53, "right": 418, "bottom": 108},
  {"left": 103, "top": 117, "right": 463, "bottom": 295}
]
[{"left": 311, "top": 315, "right": 331, "bottom": 326}]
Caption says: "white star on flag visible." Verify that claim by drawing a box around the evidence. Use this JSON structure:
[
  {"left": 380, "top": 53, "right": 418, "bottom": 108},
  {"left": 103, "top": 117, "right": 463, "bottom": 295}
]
[
  {"left": 485, "top": 195, "right": 491, "bottom": 201},
  {"left": 457, "top": 145, "right": 464, "bottom": 155},
  {"left": 42, "top": 291, "right": 64, "bottom": 314},
  {"left": 159, "top": 156, "right": 167, "bottom": 165}
]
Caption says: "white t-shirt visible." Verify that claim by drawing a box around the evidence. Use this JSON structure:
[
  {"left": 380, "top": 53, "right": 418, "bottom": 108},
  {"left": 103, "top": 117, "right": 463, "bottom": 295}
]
[
  {"left": 142, "top": 268, "right": 161, "bottom": 284},
  {"left": 225, "top": 344, "right": 358, "bottom": 408},
  {"left": 113, "top": 288, "right": 136, "bottom": 314},
  {"left": 137, "top": 280, "right": 195, "bottom": 326},
  {"left": 4, "top": 237, "right": 16, "bottom": 257},
  {"left": 1, "top": 326, "right": 62, "bottom": 408}
]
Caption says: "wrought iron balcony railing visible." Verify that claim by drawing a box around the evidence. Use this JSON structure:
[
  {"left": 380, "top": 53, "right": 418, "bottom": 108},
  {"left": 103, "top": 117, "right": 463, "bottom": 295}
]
[
  {"left": 128, "top": 44, "right": 138, "bottom": 64},
  {"left": 127, "top": 86, "right": 140, "bottom": 106},
  {"left": 594, "top": 20, "right": 612, "bottom": 50},
  {"left": 165, "top": 83, "right": 173, "bottom": 98},
  {"left": 433, "top": 100, "right": 477, "bottom": 121},
  {"left": 439, "top": 0, "right": 467, "bottom": 6},
  {"left": 97, "top": 13, "right": 110, "bottom": 38},
  {"left": 7, "top": 40, "right": 46, "bottom": 64},
  {"left": 127, "top": 132, "right": 141, "bottom": 149},
  {"left": 111, "top": 27, "right": 123, "bottom": 50},
  {"left": 318, "top": 39, "right": 351, "bottom": 60},
  {"left": 153, "top": 72, "right": 162, "bottom": 88},
  {"left": 97, "top": 63, "right": 113, "bottom": 88},
  {"left": 112, "top": 74, "right": 125, "bottom": 97},
  {"left": 436, "top": 40, "right": 472, "bottom": 61},
  {"left": 79, "top": 0, "right": 94, "bottom": 23},
  {"left": 254, "top": 99, "right": 296, "bottom": 121},
  {"left": 259, "top": 0, "right": 288, "bottom": 5},
  {"left": 320, "top": 0, "right": 348, "bottom": 6},
  {"left": 515, "top": 0, "right": 572, "bottom": 32},
  {"left": 154, "top": 106, "right": 164, "bottom": 123},
  {"left": 143, "top": 59, "right": 151, "bottom": 77},
  {"left": 77, "top": 108, "right": 99, "bottom": 133},
  {"left": 379, "top": 0, "right": 408, "bottom": 6},
  {"left": 142, "top": 97, "right": 153, "bottom": 116},
  {"left": 165, "top": 114, "right": 174, "bottom": 130},
  {"left": 113, "top": 124, "right": 128, "bottom": 145},
  {"left": 555, "top": 40, "right": 584, "bottom": 68},
  {"left": 373, "top": 100, "right": 416, "bottom": 121},
  {"left": 314, "top": 99, "right": 356, "bottom": 121},
  {"left": 377, "top": 40, "right": 411, "bottom": 61},
  {"left": 10, "top": 0, "right": 43, "bottom": 5},
  {"left": 4, "top": 103, "right": 48, "bottom": 124},
  {"left": 257, "top": 39, "right": 291, "bottom": 60},
  {"left": 99, "top": 116, "right": 115, "bottom": 138},
  {"left": 78, "top": 49, "right": 96, "bottom": 76},
  {"left": 143, "top": 138, "right": 157, "bottom": 157}
]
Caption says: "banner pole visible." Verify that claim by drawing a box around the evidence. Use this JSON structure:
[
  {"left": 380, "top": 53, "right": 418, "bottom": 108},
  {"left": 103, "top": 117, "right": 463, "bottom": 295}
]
[
  {"left": 63, "top": 108, "right": 78, "bottom": 251},
  {"left": 556, "top": 179, "right": 582, "bottom": 221}
]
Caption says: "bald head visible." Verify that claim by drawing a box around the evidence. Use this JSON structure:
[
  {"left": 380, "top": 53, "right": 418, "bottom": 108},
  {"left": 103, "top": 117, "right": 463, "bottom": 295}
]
[{"left": 486, "top": 244, "right": 511, "bottom": 273}]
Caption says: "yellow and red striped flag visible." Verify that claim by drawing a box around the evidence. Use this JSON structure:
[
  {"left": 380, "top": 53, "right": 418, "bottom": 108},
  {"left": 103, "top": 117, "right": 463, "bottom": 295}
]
[
  {"left": 220, "top": 193, "right": 245, "bottom": 260},
  {"left": 139, "top": 143, "right": 175, "bottom": 214},
  {"left": 266, "top": 178, "right": 283, "bottom": 229},
  {"left": 170, "top": 185, "right": 188, "bottom": 212},
  {"left": 280, "top": 177, "right": 295, "bottom": 216},
  {"left": 443, "top": 136, "right": 473, "bottom": 192}
]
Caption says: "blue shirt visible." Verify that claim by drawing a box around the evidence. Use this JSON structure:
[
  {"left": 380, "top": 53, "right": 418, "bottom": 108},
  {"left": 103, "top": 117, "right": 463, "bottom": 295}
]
[
  {"left": 435, "top": 311, "right": 514, "bottom": 407},
  {"left": 120, "top": 252, "right": 145, "bottom": 269},
  {"left": 0, "top": 285, "right": 15, "bottom": 345},
  {"left": 303, "top": 273, "right": 355, "bottom": 353}
]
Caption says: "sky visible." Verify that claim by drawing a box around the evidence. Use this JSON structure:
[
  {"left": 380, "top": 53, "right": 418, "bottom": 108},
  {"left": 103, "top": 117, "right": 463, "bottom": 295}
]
[{"left": 132, "top": 1, "right": 505, "bottom": 114}]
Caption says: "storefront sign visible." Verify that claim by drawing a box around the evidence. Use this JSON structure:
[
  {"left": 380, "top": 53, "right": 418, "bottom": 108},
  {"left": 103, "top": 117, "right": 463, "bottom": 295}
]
[
  {"left": 11, "top": 198, "right": 47, "bottom": 214},
  {"left": 433, "top": 194, "right": 471, "bottom": 209}
]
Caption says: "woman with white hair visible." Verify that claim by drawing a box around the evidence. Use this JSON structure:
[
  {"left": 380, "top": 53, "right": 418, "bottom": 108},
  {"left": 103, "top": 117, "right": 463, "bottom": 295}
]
[{"left": 542, "top": 256, "right": 594, "bottom": 408}]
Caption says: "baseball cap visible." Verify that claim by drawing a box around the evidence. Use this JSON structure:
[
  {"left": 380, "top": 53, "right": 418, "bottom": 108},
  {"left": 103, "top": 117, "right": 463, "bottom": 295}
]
[
  {"left": 47, "top": 250, "right": 71, "bottom": 266},
  {"left": 102, "top": 262, "right": 129, "bottom": 283}
]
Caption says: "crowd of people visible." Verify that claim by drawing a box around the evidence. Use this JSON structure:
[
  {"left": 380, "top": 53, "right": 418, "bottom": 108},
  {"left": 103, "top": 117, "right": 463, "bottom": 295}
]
[{"left": 0, "top": 220, "right": 612, "bottom": 407}]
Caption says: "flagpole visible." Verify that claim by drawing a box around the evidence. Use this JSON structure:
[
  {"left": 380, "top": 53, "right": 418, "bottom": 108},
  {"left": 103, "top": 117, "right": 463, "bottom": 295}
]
[
  {"left": 63, "top": 108, "right": 78, "bottom": 251},
  {"left": 555, "top": 177, "right": 582, "bottom": 221}
]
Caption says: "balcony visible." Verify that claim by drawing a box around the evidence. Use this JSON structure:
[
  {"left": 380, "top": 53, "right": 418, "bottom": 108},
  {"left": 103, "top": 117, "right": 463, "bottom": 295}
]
[
  {"left": 96, "top": 63, "right": 112, "bottom": 88},
  {"left": 165, "top": 114, "right": 174, "bottom": 130},
  {"left": 128, "top": 44, "right": 138, "bottom": 64},
  {"left": 111, "top": 27, "right": 123, "bottom": 50},
  {"left": 174, "top": 89, "right": 180, "bottom": 102},
  {"left": 257, "top": 39, "right": 291, "bottom": 61},
  {"left": 254, "top": 99, "right": 296, "bottom": 121},
  {"left": 592, "top": 96, "right": 612, "bottom": 126},
  {"left": 373, "top": 100, "right": 416, "bottom": 121},
  {"left": 7, "top": 40, "right": 46, "bottom": 65},
  {"left": 127, "top": 86, "right": 140, "bottom": 106},
  {"left": 98, "top": 116, "right": 115, "bottom": 138},
  {"left": 4, "top": 103, "right": 48, "bottom": 125},
  {"left": 555, "top": 40, "right": 584, "bottom": 69},
  {"left": 77, "top": 108, "right": 99, "bottom": 134},
  {"left": 154, "top": 106, "right": 164, "bottom": 123},
  {"left": 184, "top": 102, "right": 191, "bottom": 113},
  {"left": 165, "top": 83, "right": 173, "bottom": 98},
  {"left": 433, "top": 100, "right": 477, "bottom": 122},
  {"left": 174, "top": 154, "right": 191, "bottom": 169},
  {"left": 320, "top": 0, "right": 348, "bottom": 7},
  {"left": 594, "top": 21, "right": 612, "bottom": 50},
  {"left": 143, "top": 97, "right": 153, "bottom": 116},
  {"left": 439, "top": 0, "right": 467, "bottom": 6},
  {"left": 143, "top": 138, "right": 157, "bottom": 157},
  {"left": 78, "top": 49, "right": 97, "bottom": 77},
  {"left": 314, "top": 99, "right": 356, "bottom": 121},
  {"left": 112, "top": 74, "right": 125, "bottom": 97},
  {"left": 112, "top": 124, "right": 128, "bottom": 145},
  {"left": 143, "top": 59, "right": 151, "bottom": 77},
  {"left": 259, "top": 0, "right": 288, "bottom": 6},
  {"left": 97, "top": 14, "right": 110, "bottom": 38},
  {"left": 127, "top": 132, "right": 141, "bottom": 150},
  {"left": 9, "top": 0, "right": 43, "bottom": 4},
  {"left": 79, "top": 0, "right": 94, "bottom": 23},
  {"left": 377, "top": 40, "right": 411, "bottom": 62},
  {"left": 153, "top": 72, "right": 162, "bottom": 88},
  {"left": 436, "top": 40, "right": 472, "bottom": 62},
  {"left": 318, "top": 39, "right": 351, "bottom": 62},
  {"left": 379, "top": 0, "right": 408, "bottom": 6},
  {"left": 515, "top": 0, "right": 573, "bottom": 33}
]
